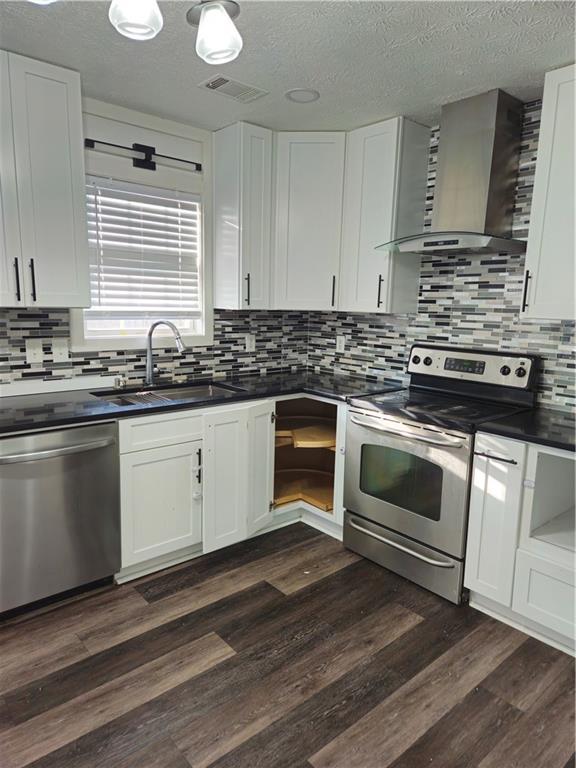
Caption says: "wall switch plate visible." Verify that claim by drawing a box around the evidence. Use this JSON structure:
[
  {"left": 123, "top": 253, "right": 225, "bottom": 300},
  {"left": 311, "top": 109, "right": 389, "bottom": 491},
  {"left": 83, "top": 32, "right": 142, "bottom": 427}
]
[
  {"left": 245, "top": 334, "right": 256, "bottom": 353},
  {"left": 25, "top": 338, "right": 44, "bottom": 364},
  {"left": 52, "top": 337, "right": 69, "bottom": 363},
  {"left": 336, "top": 335, "right": 346, "bottom": 354}
]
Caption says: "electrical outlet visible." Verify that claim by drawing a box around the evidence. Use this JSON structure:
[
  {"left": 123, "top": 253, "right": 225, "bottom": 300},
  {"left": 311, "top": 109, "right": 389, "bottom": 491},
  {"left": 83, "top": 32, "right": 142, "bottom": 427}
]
[
  {"left": 245, "top": 334, "right": 256, "bottom": 353},
  {"left": 52, "top": 337, "right": 69, "bottom": 363},
  {"left": 336, "top": 335, "right": 345, "bottom": 354},
  {"left": 25, "top": 338, "right": 44, "bottom": 365}
]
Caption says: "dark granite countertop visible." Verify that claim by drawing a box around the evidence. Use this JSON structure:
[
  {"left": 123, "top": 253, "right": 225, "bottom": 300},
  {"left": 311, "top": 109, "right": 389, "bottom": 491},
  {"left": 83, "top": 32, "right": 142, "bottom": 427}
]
[
  {"left": 481, "top": 407, "right": 575, "bottom": 452},
  {"left": 0, "top": 369, "right": 404, "bottom": 437}
]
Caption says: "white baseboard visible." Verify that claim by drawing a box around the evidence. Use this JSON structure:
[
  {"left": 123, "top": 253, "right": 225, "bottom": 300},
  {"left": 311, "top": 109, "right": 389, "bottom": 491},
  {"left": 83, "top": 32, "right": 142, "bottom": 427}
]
[
  {"left": 469, "top": 594, "right": 575, "bottom": 656},
  {"left": 300, "top": 510, "right": 343, "bottom": 541},
  {"left": 115, "top": 544, "right": 203, "bottom": 583}
]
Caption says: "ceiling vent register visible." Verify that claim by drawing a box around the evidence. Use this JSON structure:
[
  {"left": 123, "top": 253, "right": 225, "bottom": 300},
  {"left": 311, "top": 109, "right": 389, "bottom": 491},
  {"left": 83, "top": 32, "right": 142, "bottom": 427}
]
[{"left": 199, "top": 75, "right": 268, "bottom": 103}]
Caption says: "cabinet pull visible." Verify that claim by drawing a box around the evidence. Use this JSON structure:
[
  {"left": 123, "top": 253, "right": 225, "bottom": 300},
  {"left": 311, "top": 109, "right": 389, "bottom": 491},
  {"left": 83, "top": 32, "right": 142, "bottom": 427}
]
[
  {"left": 244, "top": 273, "right": 251, "bottom": 306},
  {"left": 377, "top": 274, "right": 384, "bottom": 308},
  {"left": 521, "top": 270, "right": 531, "bottom": 312},
  {"left": 196, "top": 447, "right": 202, "bottom": 483},
  {"left": 331, "top": 275, "right": 336, "bottom": 307},
  {"left": 474, "top": 451, "right": 518, "bottom": 466},
  {"left": 13, "top": 259, "right": 21, "bottom": 302},
  {"left": 29, "top": 259, "right": 37, "bottom": 302}
]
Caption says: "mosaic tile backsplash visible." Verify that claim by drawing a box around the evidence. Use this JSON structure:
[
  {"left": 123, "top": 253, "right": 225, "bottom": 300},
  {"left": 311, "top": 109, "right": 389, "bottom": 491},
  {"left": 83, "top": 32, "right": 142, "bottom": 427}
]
[
  {"left": 0, "top": 99, "right": 574, "bottom": 410},
  {"left": 309, "top": 101, "right": 575, "bottom": 411}
]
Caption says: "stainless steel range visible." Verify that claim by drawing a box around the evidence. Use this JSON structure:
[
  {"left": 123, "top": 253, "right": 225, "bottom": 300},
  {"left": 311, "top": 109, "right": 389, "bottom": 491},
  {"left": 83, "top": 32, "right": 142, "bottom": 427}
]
[{"left": 344, "top": 344, "right": 539, "bottom": 603}]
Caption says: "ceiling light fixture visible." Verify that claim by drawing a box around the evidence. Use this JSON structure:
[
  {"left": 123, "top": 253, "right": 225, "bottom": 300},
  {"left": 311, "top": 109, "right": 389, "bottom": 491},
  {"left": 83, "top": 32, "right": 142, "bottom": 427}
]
[
  {"left": 108, "top": 0, "right": 163, "bottom": 41},
  {"left": 27, "top": 0, "right": 60, "bottom": 4},
  {"left": 187, "top": 1, "right": 243, "bottom": 65},
  {"left": 285, "top": 88, "right": 321, "bottom": 103}
]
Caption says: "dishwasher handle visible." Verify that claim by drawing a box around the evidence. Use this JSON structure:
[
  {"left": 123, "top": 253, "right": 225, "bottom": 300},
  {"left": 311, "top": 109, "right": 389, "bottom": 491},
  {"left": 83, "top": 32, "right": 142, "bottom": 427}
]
[{"left": 0, "top": 438, "right": 115, "bottom": 465}]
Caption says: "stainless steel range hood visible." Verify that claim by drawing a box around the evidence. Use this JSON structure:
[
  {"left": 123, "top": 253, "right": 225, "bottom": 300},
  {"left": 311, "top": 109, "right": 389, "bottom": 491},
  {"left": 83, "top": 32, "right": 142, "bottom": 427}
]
[{"left": 378, "top": 89, "right": 527, "bottom": 256}]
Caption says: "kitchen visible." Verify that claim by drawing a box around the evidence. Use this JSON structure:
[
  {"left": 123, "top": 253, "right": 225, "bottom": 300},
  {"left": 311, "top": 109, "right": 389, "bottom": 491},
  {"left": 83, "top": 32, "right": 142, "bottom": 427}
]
[{"left": 0, "top": 1, "right": 574, "bottom": 766}]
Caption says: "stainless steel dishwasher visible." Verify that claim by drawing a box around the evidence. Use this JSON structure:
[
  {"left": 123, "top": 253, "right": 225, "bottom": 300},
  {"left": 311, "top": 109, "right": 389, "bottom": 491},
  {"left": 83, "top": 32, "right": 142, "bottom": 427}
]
[{"left": 0, "top": 422, "right": 120, "bottom": 613}]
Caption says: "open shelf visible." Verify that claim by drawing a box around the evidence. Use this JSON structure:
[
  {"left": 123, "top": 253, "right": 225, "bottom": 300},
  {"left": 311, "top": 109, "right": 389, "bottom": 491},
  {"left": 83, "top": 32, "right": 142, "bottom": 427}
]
[
  {"left": 275, "top": 416, "right": 336, "bottom": 450},
  {"left": 274, "top": 469, "right": 334, "bottom": 512},
  {"left": 274, "top": 398, "right": 337, "bottom": 515},
  {"left": 531, "top": 507, "right": 575, "bottom": 552}
]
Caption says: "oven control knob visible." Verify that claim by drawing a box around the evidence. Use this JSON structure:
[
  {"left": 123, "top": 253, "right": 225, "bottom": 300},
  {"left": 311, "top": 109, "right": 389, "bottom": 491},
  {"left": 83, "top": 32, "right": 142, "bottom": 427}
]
[
  {"left": 412, "top": 355, "right": 421, "bottom": 365},
  {"left": 515, "top": 367, "right": 527, "bottom": 378},
  {"left": 423, "top": 356, "right": 433, "bottom": 366},
  {"left": 500, "top": 365, "right": 511, "bottom": 376}
]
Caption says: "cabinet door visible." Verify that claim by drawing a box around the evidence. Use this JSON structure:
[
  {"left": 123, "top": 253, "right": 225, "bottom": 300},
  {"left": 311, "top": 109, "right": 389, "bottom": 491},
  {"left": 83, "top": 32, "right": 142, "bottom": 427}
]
[
  {"left": 9, "top": 53, "right": 90, "bottom": 308},
  {"left": 213, "top": 122, "right": 272, "bottom": 310},
  {"left": 203, "top": 407, "right": 249, "bottom": 552},
  {"left": 513, "top": 550, "right": 575, "bottom": 639},
  {"left": 120, "top": 441, "right": 202, "bottom": 568},
  {"left": 274, "top": 132, "right": 345, "bottom": 310},
  {"left": 523, "top": 64, "right": 575, "bottom": 320},
  {"left": 246, "top": 400, "right": 275, "bottom": 535},
  {"left": 339, "top": 119, "right": 401, "bottom": 312},
  {"left": 464, "top": 434, "right": 526, "bottom": 606},
  {"left": 241, "top": 124, "right": 272, "bottom": 309},
  {"left": 0, "top": 51, "right": 23, "bottom": 307}
]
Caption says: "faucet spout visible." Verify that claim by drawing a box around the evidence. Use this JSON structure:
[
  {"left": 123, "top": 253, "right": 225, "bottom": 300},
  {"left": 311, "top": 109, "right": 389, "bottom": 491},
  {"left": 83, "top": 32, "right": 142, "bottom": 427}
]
[{"left": 145, "top": 320, "right": 187, "bottom": 387}]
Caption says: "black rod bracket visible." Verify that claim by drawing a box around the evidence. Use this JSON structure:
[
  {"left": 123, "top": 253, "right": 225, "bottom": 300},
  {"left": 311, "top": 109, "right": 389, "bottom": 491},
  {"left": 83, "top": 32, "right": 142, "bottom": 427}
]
[{"left": 84, "top": 137, "right": 202, "bottom": 173}]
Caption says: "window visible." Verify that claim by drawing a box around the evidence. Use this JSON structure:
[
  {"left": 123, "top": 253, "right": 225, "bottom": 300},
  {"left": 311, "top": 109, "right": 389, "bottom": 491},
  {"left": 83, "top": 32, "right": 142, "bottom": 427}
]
[{"left": 76, "top": 175, "right": 207, "bottom": 348}]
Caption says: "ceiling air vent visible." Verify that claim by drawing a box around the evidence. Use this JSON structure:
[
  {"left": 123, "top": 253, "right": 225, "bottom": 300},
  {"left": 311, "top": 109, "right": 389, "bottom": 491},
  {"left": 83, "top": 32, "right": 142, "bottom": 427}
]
[{"left": 199, "top": 75, "right": 268, "bottom": 103}]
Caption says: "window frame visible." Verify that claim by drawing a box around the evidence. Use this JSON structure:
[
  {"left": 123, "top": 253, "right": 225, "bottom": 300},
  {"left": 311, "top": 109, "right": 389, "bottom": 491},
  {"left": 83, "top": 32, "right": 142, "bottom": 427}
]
[{"left": 70, "top": 100, "right": 213, "bottom": 352}]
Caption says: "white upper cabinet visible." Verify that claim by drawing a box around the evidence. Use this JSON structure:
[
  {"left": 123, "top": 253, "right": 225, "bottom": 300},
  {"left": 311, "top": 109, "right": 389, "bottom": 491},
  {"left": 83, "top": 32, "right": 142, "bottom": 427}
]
[
  {"left": 339, "top": 118, "right": 429, "bottom": 313},
  {"left": 273, "top": 132, "right": 346, "bottom": 310},
  {"left": 1, "top": 52, "right": 89, "bottom": 308},
  {"left": 213, "top": 122, "right": 273, "bottom": 310},
  {"left": 0, "top": 52, "right": 23, "bottom": 307},
  {"left": 522, "top": 64, "right": 575, "bottom": 320}
]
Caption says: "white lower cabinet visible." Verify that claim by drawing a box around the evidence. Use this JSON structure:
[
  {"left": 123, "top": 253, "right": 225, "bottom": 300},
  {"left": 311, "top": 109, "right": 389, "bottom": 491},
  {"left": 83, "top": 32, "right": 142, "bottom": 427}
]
[
  {"left": 464, "top": 434, "right": 526, "bottom": 606},
  {"left": 467, "top": 432, "right": 575, "bottom": 650},
  {"left": 120, "top": 440, "right": 202, "bottom": 568},
  {"left": 203, "top": 400, "right": 275, "bottom": 553}
]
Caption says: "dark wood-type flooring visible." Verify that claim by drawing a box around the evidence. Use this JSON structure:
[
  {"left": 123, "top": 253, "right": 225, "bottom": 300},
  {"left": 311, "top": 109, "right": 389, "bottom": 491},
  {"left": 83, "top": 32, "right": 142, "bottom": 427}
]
[{"left": 0, "top": 523, "right": 574, "bottom": 768}]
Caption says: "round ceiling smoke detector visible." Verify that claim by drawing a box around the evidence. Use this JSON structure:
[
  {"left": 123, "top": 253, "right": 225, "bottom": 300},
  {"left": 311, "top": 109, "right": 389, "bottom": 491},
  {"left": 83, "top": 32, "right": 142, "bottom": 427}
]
[{"left": 285, "top": 88, "right": 320, "bottom": 103}]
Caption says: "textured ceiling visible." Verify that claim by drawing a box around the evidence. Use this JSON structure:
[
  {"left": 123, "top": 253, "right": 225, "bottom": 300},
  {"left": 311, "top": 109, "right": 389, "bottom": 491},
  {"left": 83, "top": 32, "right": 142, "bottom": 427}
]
[{"left": 0, "top": 1, "right": 574, "bottom": 130}]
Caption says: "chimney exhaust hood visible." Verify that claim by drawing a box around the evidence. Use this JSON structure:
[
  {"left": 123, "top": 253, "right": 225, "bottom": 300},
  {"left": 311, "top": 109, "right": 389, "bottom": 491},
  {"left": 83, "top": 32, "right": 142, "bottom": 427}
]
[{"left": 377, "top": 89, "right": 527, "bottom": 256}]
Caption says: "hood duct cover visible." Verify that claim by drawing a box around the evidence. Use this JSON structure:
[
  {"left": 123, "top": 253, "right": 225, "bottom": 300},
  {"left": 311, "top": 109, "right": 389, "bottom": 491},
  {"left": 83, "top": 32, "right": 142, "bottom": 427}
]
[{"left": 378, "top": 89, "right": 527, "bottom": 256}]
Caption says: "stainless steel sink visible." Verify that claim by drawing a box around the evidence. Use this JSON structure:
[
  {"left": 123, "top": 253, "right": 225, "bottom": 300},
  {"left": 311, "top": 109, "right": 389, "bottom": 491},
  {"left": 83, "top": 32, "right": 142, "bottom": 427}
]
[{"left": 97, "top": 382, "right": 244, "bottom": 407}]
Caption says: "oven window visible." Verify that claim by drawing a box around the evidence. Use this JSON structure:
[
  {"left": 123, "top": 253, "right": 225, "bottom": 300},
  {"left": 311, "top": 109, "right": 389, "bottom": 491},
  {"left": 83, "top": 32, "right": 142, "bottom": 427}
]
[{"left": 360, "top": 444, "right": 443, "bottom": 521}]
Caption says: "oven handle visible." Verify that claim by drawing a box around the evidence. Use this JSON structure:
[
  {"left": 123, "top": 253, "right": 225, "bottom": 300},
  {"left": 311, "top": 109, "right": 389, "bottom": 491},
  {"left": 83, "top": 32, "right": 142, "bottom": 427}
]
[
  {"left": 348, "top": 517, "right": 456, "bottom": 569},
  {"left": 349, "top": 415, "right": 464, "bottom": 449}
]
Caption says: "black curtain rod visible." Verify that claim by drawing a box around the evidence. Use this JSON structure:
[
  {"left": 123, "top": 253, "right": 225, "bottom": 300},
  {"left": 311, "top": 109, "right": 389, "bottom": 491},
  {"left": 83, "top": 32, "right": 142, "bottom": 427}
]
[{"left": 84, "top": 138, "right": 202, "bottom": 173}]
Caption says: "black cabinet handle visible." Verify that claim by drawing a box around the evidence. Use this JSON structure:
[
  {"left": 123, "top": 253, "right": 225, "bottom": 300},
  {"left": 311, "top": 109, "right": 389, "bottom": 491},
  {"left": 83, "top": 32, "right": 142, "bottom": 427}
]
[
  {"left": 13, "top": 259, "right": 21, "bottom": 302},
  {"left": 196, "top": 447, "right": 202, "bottom": 483},
  {"left": 29, "top": 259, "right": 37, "bottom": 302},
  {"left": 474, "top": 452, "right": 518, "bottom": 466},
  {"left": 377, "top": 274, "right": 384, "bottom": 308},
  {"left": 331, "top": 275, "right": 336, "bottom": 307},
  {"left": 244, "top": 273, "right": 251, "bottom": 306},
  {"left": 521, "top": 270, "right": 531, "bottom": 312}
]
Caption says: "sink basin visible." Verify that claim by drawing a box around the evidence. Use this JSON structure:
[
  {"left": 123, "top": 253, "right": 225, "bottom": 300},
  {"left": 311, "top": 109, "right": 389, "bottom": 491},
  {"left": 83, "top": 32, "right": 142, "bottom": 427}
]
[{"left": 97, "top": 382, "right": 245, "bottom": 407}]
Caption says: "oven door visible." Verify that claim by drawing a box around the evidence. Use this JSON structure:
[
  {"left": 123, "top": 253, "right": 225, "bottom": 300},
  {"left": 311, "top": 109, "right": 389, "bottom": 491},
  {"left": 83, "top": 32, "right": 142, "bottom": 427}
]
[{"left": 344, "top": 408, "right": 472, "bottom": 558}]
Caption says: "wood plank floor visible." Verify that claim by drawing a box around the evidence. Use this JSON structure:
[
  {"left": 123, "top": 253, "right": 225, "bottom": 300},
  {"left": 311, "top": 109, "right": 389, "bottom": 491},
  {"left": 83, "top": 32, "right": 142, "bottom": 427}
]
[{"left": 0, "top": 523, "right": 573, "bottom": 768}]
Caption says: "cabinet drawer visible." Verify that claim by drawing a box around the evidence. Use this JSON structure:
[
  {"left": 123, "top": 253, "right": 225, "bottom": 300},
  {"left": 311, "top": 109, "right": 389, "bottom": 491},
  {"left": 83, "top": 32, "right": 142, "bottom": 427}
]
[
  {"left": 513, "top": 549, "right": 575, "bottom": 639},
  {"left": 119, "top": 410, "right": 203, "bottom": 453}
]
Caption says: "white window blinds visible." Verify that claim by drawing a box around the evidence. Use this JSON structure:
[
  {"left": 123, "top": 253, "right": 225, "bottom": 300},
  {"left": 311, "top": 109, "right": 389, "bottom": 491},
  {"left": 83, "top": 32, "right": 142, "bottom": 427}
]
[{"left": 83, "top": 176, "right": 203, "bottom": 340}]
